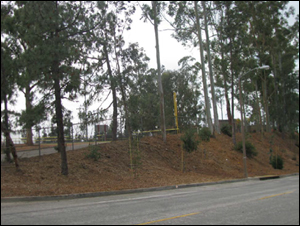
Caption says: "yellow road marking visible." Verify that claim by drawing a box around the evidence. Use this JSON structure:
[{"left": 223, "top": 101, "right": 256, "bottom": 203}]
[
  {"left": 259, "top": 190, "right": 295, "bottom": 200},
  {"left": 137, "top": 212, "right": 201, "bottom": 225}
]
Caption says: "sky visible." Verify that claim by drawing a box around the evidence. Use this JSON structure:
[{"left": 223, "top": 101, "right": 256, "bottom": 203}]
[{"left": 3, "top": 1, "right": 300, "bottom": 131}]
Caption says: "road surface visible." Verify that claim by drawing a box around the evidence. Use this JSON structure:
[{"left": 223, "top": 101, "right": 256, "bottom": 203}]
[
  {"left": 0, "top": 142, "right": 111, "bottom": 162},
  {"left": 1, "top": 143, "right": 89, "bottom": 161},
  {"left": 1, "top": 175, "right": 298, "bottom": 225}
]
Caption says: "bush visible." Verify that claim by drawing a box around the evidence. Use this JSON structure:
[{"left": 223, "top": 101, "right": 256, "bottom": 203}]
[
  {"left": 198, "top": 127, "right": 211, "bottom": 141},
  {"left": 234, "top": 141, "right": 257, "bottom": 158},
  {"left": 181, "top": 129, "right": 200, "bottom": 153},
  {"left": 270, "top": 155, "right": 284, "bottom": 170},
  {"left": 85, "top": 145, "right": 101, "bottom": 161},
  {"left": 221, "top": 124, "right": 232, "bottom": 137}
]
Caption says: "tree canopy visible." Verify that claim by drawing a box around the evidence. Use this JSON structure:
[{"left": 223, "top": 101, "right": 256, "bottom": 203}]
[{"left": 1, "top": 1, "right": 298, "bottom": 174}]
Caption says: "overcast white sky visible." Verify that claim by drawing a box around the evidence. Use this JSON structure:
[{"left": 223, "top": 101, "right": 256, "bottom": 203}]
[{"left": 4, "top": 1, "right": 300, "bottom": 129}]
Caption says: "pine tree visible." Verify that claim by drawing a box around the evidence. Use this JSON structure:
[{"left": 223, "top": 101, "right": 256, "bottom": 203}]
[{"left": 11, "top": 1, "right": 102, "bottom": 175}]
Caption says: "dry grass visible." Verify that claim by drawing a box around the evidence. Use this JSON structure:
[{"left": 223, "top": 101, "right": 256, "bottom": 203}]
[{"left": 1, "top": 132, "right": 299, "bottom": 197}]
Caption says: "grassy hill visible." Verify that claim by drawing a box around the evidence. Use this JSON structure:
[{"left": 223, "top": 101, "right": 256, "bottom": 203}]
[{"left": 1, "top": 132, "right": 299, "bottom": 197}]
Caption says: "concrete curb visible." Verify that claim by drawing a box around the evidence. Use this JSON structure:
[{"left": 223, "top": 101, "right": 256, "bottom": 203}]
[{"left": 1, "top": 173, "right": 298, "bottom": 203}]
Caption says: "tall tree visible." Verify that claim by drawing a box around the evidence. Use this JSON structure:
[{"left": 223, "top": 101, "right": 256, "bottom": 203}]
[
  {"left": 168, "top": 1, "right": 213, "bottom": 133},
  {"left": 88, "top": 1, "right": 136, "bottom": 141},
  {"left": 1, "top": 39, "right": 19, "bottom": 167},
  {"left": 12, "top": 1, "right": 101, "bottom": 175},
  {"left": 194, "top": 1, "right": 213, "bottom": 133},
  {"left": 212, "top": 4, "right": 233, "bottom": 128},
  {"left": 1, "top": 3, "right": 19, "bottom": 165},
  {"left": 151, "top": 1, "right": 167, "bottom": 142},
  {"left": 201, "top": 1, "right": 220, "bottom": 134},
  {"left": 127, "top": 68, "right": 159, "bottom": 131},
  {"left": 212, "top": 1, "right": 253, "bottom": 144}
]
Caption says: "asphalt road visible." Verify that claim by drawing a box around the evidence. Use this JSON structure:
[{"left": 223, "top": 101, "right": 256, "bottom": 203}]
[
  {"left": 1, "top": 175, "right": 299, "bottom": 225},
  {"left": 0, "top": 142, "right": 100, "bottom": 161}
]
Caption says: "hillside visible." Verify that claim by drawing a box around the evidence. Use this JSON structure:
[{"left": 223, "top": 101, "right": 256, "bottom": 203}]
[{"left": 1, "top": 132, "right": 299, "bottom": 197}]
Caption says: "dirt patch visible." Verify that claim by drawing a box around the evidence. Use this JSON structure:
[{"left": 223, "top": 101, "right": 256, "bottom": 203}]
[{"left": 1, "top": 132, "right": 299, "bottom": 197}]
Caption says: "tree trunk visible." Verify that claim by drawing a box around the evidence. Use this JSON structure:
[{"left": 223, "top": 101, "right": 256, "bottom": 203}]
[
  {"left": 256, "top": 81, "right": 264, "bottom": 139},
  {"left": 202, "top": 1, "right": 220, "bottom": 134},
  {"left": 1, "top": 122, "right": 19, "bottom": 169},
  {"left": 224, "top": 82, "right": 232, "bottom": 125},
  {"left": 54, "top": 75, "right": 68, "bottom": 175},
  {"left": 104, "top": 38, "right": 118, "bottom": 141},
  {"left": 220, "top": 13, "right": 232, "bottom": 126},
  {"left": 152, "top": 1, "right": 166, "bottom": 143},
  {"left": 50, "top": 1, "right": 68, "bottom": 176},
  {"left": 194, "top": 1, "right": 213, "bottom": 134},
  {"left": 25, "top": 84, "right": 34, "bottom": 145},
  {"left": 278, "top": 51, "right": 287, "bottom": 136},
  {"left": 113, "top": 33, "right": 134, "bottom": 173},
  {"left": 271, "top": 52, "right": 282, "bottom": 131},
  {"left": 229, "top": 37, "right": 236, "bottom": 145},
  {"left": 4, "top": 96, "right": 12, "bottom": 162},
  {"left": 262, "top": 75, "right": 271, "bottom": 132}
]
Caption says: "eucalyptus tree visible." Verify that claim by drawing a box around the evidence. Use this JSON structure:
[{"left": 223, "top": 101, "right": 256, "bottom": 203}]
[
  {"left": 213, "top": 1, "right": 299, "bottom": 137},
  {"left": 223, "top": 1, "right": 251, "bottom": 144},
  {"left": 139, "top": 1, "right": 167, "bottom": 142},
  {"left": 201, "top": 1, "right": 220, "bottom": 134},
  {"left": 127, "top": 68, "right": 159, "bottom": 131},
  {"left": 210, "top": 1, "right": 254, "bottom": 144},
  {"left": 167, "top": 1, "right": 214, "bottom": 133},
  {"left": 238, "top": 1, "right": 299, "bottom": 135},
  {"left": 211, "top": 3, "right": 233, "bottom": 129},
  {"left": 193, "top": 1, "right": 214, "bottom": 134},
  {"left": 85, "top": 1, "right": 137, "bottom": 141},
  {"left": 153, "top": 1, "right": 167, "bottom": 142},
  {"left": 119, "top": 43, "right": 151, "bottom": 132},
  {"left": 11, "top": 1, "right": 102, "bottom": 175},
  {"left": 266, "top": 3, "right": 299, "bottom": 134},
  {"left": 245, "top": 1, "right": 275, "bottom": 133}
]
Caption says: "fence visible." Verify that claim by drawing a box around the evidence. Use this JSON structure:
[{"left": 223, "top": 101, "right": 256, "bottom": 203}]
[
  {"left": 3, "top": 115, "right": 258, "bottom": 150},
  {"left": 1, "top": 115, "right": 185, "bottom": 154}
]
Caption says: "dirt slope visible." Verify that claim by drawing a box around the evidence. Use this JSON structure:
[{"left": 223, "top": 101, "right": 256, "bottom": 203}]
[{"left": 1, "top": 132, "right": 299, "bottom": 197}]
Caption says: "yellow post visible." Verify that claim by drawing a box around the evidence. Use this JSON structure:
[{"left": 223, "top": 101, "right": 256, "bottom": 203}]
[{"left": 173, "top": 92, "right": 179, "bottom": 134}]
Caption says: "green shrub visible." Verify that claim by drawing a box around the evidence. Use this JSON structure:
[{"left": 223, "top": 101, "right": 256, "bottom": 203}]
[
  {"left": 221, "top": 124, "right": 232, "bottom": 137},
  {"left": 198, "top": 127, "right": 211, "bottom": 141},
  {"left": 270, "top": 155, "right": 284, "bottom": 170},
  {"left": 85, "top": 145, "right": 101, "bottom": 161},
  {"left": 181, "top": 129, "right": 200, "bottom": 153},
  {"left": 234, "top": 141, "right": 257, "bottom": 158}
]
